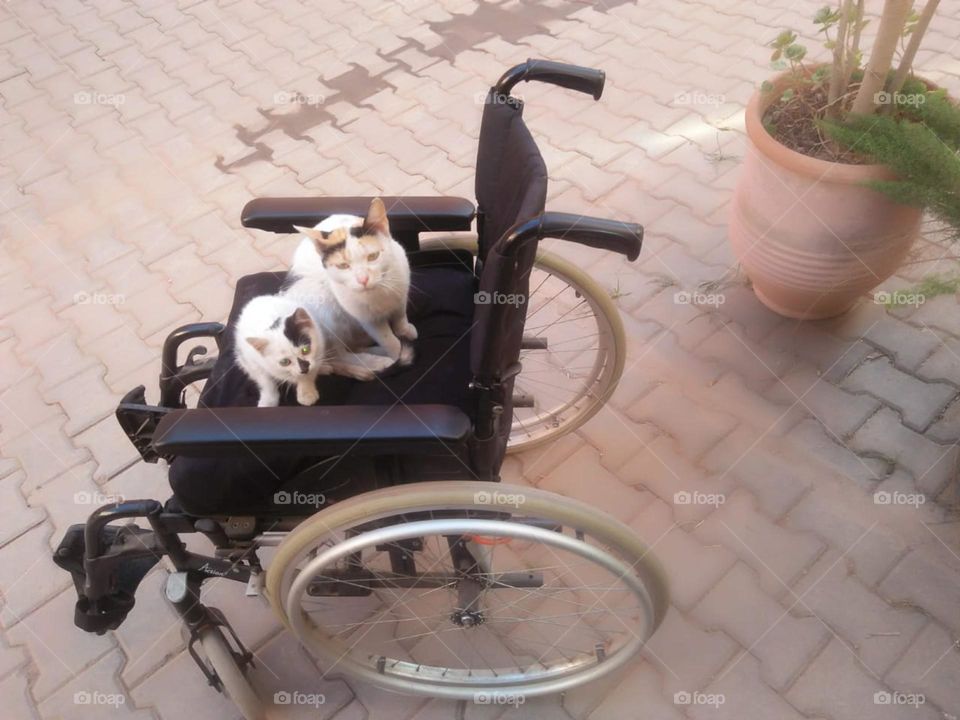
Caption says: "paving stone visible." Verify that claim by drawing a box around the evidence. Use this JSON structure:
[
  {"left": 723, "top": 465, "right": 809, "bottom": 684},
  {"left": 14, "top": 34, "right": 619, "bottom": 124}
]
[
  {"left": 627, "top": 382, "right": 738, "bottom": 461},
  {"left": 787, "top": 638, "right": 940, "bottom": 720},
  {"left": 0, "top": 669, "right": 39, "bottom": 720},
  {"left": 577, "top": 404, "right": 660, "bottom": 473},
  {"left": 880, "top": 546, "right": 960, "bottom": 635},
  {"left": 793, "top": 550, "right": 927, "bottom": 677},
  {"left": 588, "top": 661, "right": 682, "bottom": 720},
  {"left": 2, "top": 414, "right": 90, "bottom": 491},
  {"left": 688, "top": 654, "right": 808, "bottom": 720},
  {"left": 0, "top": 470, "right": 45, "bottom": 548},
  {"left": 42, "top": 364, "right": 118, "bottom": 437},
  {"left": 825, "top": 305, "right": 942, "bottom": 372},
  {"left": 695, "top": 492, "right": 824, "bottom": 599},
  {"left": 843, "top": 356, "right": 956, "bottom": 432},
  {"left": 629, "top": 498, "right": 736, "bottom": 611},
  {"left": 38, "top": 649, "right": 153, "bottom": 719},
  {"left": 693, "top": 562, "right": 829, "bottom": 690},
  {"left": 641, "top": 608, "right": 738, "bottom": 699},
  {"left": 765, "top": 367, "right": 881, "bottom": 440},
  {"left": 886, "top": 621, "right": 960, "bottom": 717},
  {"left": 537, "top": 445, "right": 652, "bottom": 523},
  {"left": 699, "top": 426, "right": 814, "bottom": 518},
  {"left": 850, "top": 408, "right": 959, "bottom": 498},
  {"left": 0, "top": 523, "right": 71, "bottom": 627},
  {"left": 250, "top": 631, "right": 355, "bottom": 719},
  {"left": 6, "top": 587, "right": 115, "bottom": 700}
]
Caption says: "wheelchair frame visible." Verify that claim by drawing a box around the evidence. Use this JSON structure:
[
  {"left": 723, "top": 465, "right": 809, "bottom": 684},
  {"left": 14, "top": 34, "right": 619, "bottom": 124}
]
[{"left": 53, "top": 59, "right": 663, "bottom": 711}]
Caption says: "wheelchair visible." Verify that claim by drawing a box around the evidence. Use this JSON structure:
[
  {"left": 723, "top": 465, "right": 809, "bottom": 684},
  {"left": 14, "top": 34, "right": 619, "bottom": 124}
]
[{"left": 53, "top": 60, "right": 669, "bottom": 718}]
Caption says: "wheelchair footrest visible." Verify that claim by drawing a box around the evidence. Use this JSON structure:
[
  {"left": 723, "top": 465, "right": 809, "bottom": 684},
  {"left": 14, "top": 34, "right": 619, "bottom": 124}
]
[{"left": 53, "top": 522, "right": 161, "bottom": 634}]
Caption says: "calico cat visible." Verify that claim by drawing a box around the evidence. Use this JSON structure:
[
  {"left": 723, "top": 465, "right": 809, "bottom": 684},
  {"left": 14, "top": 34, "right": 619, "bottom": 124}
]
[
  {"left": 235, "top": 295, "right": 393, "bottom": 407},
  {"left": 291, "top": 197, "right": 416, "bottom": 365}
]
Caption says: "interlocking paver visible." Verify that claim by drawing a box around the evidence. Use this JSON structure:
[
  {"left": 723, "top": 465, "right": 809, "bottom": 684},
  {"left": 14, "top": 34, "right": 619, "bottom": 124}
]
[
  {"left": 3, "top": 2, "right": 960, "bottom": 718},
  {"left": 793, "top": 550, "right": 927, "bottom": 676},
  {"left": 886, "top": 621, "right": 960, "bottom": 716},
  {"left": 695, "top": 492, "right": 824, "bottom": 599},
  {"left": 843, "top": 356, "right": 956, "bottom": 432},
  {"left": 693, "top": 562, "right": 829, "bottom": 691},
  {"left": 879, "top": 545, "right": 960, "bottom": 635},
  {"left": 787, "top": 638, "right": 940, "bottom": 720}
]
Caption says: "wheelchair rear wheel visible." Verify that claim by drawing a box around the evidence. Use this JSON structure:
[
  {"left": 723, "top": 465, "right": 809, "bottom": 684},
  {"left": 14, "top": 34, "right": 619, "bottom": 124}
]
[
  {"left": 422, "top": 238, "right": 626, "bottom": 453},
  {"left": 266, "top": 481, "right": 668, "bottom": 700}
]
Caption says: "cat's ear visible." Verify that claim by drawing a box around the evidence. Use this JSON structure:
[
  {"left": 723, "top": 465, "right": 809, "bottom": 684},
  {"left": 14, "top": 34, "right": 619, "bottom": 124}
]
[
  {"left": 290, "top": 307, "right": 314, "bottom": 333},
  {"left": 295, "top": 224, "right": 343, "bottom": 250},
  {"left": 246, "top": 336, "right": 269, "bottom": 354},
  {"left": 363, "top": 197, "right": 389, "bottom": 237}
]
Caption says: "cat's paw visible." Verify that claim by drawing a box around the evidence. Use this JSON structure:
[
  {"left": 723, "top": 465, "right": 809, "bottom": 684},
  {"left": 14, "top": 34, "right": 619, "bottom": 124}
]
[
  {"left": 360, "top": 353, "right": 396, "bottom": 373},
  {"left": 296, "top": 384, "right": 320, "bottom": 406},
  {"left": 396, "top": 321, "right": 418, "bottom": 341},
  {"left": 398, "top": 342, "right": 415, "bottom": 367},
  {"left": 257, "top": 394, "right": 280, "bottom": 408}
]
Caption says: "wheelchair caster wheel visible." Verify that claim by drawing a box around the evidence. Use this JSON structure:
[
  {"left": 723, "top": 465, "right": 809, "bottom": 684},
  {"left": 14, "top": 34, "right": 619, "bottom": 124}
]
[{"left": 197, "top": 626, "right": 266, "bottom": 720}]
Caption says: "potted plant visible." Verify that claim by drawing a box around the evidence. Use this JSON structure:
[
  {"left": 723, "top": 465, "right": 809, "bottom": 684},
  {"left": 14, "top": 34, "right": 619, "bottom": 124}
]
[{"left": 729, "top": 0, "right": 946, "bottom": 319}]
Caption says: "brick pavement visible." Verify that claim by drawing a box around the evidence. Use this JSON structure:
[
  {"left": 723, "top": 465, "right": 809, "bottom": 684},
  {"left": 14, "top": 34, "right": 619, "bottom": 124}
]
[{"left": 2, "top": 1, "right": 960, "bottom": 719}]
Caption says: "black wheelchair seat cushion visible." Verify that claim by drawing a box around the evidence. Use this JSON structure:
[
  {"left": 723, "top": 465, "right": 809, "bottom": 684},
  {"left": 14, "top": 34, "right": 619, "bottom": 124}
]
[{"left": 168, "top": 248, "right": 477, "bottom": 514}]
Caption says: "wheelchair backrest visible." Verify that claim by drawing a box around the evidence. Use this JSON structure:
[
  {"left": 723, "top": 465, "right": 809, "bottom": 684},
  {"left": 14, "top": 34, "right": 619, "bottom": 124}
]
[
  {"left": 470, "top": 94, "right": 548, "bottom": 469},
  {"left": 474, "top": 93, "right": 548, "bottom": 263}
]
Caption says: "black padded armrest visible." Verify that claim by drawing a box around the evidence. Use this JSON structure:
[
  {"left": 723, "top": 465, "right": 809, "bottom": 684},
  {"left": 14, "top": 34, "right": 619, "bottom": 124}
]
[
  {"left": 153, "top": 404, "right": 472, "bottom": 458},
  {"left": 241, "top": 196, "right": 476, "bottom": 234}
]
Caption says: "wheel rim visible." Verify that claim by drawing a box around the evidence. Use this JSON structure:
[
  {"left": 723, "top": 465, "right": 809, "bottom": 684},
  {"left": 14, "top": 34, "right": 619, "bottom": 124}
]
[
  {"left": 420, "top": 236, "right": 625, "bottom": 453},
  {"left": 284, "top": 518, "right": 655, "bottom": 699},
  {"left": 510, "top": 256, "right": 620, "bottom": 451}
]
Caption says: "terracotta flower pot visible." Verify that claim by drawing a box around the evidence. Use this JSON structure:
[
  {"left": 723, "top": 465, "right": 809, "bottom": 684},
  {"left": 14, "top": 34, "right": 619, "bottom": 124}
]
[{"left": 729, "top": 70, "right": 923, "bottom": 319}]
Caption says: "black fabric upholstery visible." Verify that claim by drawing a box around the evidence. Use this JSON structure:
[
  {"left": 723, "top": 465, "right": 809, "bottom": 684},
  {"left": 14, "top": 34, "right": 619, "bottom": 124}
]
[
  {"left": 168, "top": 250, "right": 477, "bottom": 514},
  {"left": 471, "top": 94, "right": 548, "bottom": 471}
]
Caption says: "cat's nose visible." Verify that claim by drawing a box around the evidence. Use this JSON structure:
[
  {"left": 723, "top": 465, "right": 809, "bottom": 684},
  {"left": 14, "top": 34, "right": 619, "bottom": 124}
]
[{"left": 357, "top": 273, "right": 369, "bottom": 286}]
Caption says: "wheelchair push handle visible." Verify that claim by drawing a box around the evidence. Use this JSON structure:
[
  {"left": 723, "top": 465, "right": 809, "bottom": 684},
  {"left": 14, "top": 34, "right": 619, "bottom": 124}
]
[
  {"left": 503, "top": 212, "right": 643, "bottom": 261},
  {"left": 495, "top": 59, "right": 606, "bottom": 100}
]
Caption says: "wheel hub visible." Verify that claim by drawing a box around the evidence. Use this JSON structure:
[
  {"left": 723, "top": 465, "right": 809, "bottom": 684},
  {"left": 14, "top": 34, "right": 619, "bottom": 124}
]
[{"left": 451, "top": 608, "right": 484, "bottom": 627}]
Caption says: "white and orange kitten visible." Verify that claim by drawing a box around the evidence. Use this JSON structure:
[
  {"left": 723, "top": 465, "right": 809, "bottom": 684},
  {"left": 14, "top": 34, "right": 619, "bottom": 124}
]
[{"left": 291, "top": 197, "right": 416, "bottom": 364}]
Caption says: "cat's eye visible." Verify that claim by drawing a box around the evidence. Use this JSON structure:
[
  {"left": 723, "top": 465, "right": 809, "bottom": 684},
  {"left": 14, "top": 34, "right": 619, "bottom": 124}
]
[
  {"left": 300, "top": 345, "right": 310, "bottom": 355},
  {"left": 278, "top": 358, "right": 292, "bottom": 367},
  {"left": 336, "top": 262, "right": 350, "bottom": 270},
  {"left": 367, "top": 251, "right": 380, "bottom": 261}
]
